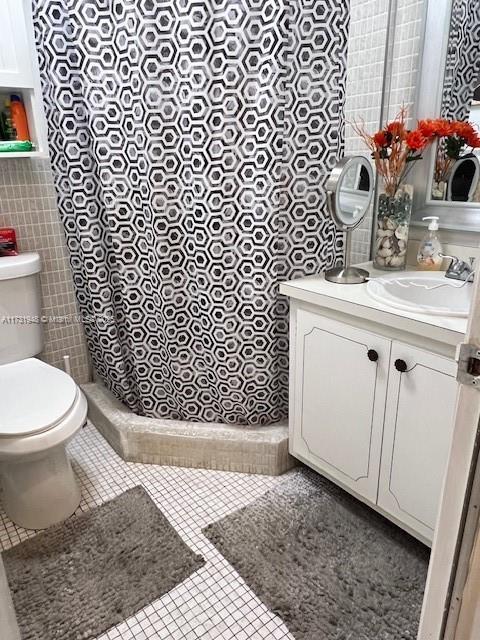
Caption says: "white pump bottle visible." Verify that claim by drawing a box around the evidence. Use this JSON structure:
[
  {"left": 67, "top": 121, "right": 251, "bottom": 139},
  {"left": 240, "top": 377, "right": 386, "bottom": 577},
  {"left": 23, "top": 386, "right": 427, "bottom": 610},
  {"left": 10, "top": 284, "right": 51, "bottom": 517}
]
[{"left": 416, "top": 216, "right": 443, "bottom": 271}]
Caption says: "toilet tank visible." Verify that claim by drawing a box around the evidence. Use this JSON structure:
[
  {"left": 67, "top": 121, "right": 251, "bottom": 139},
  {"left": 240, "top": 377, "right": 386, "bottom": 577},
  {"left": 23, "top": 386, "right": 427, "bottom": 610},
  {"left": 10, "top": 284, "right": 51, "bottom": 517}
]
[{"left": 0, "top": 253, "right": 44, "bottom": 365}]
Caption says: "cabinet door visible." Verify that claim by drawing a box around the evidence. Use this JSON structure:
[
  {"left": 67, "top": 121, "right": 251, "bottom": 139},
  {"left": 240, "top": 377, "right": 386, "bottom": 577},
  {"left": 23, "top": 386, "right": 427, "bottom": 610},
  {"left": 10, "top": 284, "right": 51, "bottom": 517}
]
[
  {"left": 0, "top": 0, "right": 33, "bottom": 88},
  {"left": 291, "top": 309, "right": 390, "bottom": 503},
  {"left": 378, "top": 342, "right": 458, "bottom": 542}
]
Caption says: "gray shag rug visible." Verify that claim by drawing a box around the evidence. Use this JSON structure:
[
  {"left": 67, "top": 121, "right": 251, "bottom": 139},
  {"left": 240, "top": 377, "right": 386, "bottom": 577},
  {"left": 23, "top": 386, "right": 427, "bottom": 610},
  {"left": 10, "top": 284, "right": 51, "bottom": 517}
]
[
  {"left": 3, "top": 486, "right": 205, "bottom": 640},
  {"left": 203, "top": 468, "right": 429, "bottom": 640}
]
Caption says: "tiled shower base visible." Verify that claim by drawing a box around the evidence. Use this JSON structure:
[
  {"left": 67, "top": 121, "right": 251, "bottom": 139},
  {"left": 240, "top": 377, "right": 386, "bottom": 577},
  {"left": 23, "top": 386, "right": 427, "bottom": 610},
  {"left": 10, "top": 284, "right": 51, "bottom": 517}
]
[
  {"left": 84, "top": 382, "right": 293, "bottom": 476},
  {"left": 0, "top": 422, "right": 295, "bottom": 640}
]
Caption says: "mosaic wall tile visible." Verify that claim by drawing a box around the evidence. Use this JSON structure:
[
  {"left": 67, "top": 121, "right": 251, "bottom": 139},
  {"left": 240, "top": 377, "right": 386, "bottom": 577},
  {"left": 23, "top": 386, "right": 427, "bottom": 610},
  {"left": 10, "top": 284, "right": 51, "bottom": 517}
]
[{"left": 0, "top": 157, "right": 90, "bottom": 383}]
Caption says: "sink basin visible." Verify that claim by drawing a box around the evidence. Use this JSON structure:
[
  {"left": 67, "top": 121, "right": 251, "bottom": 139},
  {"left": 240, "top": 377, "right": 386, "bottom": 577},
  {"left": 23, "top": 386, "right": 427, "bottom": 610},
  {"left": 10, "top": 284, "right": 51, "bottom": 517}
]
[{"left": 366, "top": 271, "right": 472, "bottom": 317}]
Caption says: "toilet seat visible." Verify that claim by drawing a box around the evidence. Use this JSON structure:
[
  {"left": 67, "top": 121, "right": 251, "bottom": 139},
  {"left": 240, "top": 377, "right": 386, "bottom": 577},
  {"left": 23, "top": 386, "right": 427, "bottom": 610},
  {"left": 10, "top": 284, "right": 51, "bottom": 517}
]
[{"left": 0, "top": 358, "right": 78, "bottom": 437}]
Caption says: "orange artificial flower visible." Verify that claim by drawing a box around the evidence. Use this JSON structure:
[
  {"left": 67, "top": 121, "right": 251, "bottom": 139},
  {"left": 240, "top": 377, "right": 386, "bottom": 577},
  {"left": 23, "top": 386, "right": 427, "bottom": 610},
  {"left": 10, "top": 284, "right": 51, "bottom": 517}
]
[
  {"left": 418, "top": 118, "right": 453, "bottom": 138},
  {"left": 406, "top": 129, "right": 427, "bottom": 150},
  {"left": 387, "top": 121, "right": 406, "bottom": 138},
  {"left": 468, "top": 133, "right": 480, "bottom": 148},
  {"left": 373, "top": 131, "right": 388, "bottom": 147},
  {"left": 417, "top": 119, "right": 438, "bottom": 138},
  {"left": 359, "top": 113, "right": 478, "bottom": 187},
  {"left": 454, "top": 121, "right": 477, "bottom": 143},
  {"left": 432, "top": 118, "right": 454, "bottom": 137},
  {"left": 352, "top": 106, "right": 432, "bottom": 197}
]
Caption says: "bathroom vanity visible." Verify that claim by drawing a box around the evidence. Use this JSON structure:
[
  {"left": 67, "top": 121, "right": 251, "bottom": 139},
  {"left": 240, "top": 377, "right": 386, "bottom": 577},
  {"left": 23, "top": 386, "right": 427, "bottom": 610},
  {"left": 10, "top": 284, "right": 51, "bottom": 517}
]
[{"left": 280, "top": 265, "right": 467, "bottom": 545}]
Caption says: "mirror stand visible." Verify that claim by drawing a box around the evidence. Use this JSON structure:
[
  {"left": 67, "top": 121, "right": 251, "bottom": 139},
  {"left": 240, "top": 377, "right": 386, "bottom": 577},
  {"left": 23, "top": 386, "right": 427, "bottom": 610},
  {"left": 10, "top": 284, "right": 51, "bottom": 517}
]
[{"left": 325, "top": 228, "right": 369, "bottom": 284}]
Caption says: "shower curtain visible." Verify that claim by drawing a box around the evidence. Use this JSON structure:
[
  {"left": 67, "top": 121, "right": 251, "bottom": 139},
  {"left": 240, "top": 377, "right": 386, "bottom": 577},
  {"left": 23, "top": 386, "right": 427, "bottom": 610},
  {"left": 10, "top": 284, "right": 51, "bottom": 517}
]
[
  {"left": 33, "top": 0, "right": 349, "bottom": 424},
  {"left": 442, "top": 0, "right": 480, "bottom": 121}
]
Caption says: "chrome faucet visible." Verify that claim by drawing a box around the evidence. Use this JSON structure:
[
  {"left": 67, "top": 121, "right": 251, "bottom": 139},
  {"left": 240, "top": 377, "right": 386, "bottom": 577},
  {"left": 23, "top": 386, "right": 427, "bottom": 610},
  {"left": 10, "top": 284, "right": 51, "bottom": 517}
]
[{"left": 441, "top": 254, "right": 476, "bottom": 281}]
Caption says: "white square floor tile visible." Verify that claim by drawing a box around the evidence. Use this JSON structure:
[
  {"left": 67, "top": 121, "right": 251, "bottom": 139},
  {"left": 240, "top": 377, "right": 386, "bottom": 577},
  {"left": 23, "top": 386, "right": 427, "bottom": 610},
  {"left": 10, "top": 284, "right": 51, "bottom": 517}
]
[{"left": 0, "top": 422, "right": 295, "bottom": 640}]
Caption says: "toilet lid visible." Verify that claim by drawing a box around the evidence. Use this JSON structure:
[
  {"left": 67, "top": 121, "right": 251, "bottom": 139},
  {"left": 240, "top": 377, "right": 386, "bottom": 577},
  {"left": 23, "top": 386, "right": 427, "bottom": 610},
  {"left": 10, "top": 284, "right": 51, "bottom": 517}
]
[{"left": 0, "top": 358, "right": 78, "bottom": 436}]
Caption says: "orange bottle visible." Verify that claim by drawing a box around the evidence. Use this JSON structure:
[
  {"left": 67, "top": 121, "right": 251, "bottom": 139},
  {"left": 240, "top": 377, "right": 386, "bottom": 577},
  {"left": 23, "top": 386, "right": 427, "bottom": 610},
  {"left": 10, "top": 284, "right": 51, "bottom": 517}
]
[{"left": 9, "top": 94, "right": 30, "bottom": 141}]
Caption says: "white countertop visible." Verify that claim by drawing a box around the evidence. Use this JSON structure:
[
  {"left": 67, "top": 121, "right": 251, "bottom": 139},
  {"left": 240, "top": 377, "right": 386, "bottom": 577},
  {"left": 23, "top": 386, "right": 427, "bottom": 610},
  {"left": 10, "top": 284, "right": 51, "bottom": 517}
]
[{"left": 279, "top": 263, "right": 468, "bottom": 348}]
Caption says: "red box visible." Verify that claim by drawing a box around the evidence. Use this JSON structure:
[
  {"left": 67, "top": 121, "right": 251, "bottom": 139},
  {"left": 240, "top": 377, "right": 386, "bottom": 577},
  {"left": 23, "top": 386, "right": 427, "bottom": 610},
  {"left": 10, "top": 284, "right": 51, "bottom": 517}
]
[{"left": 0, "top": 228, "right": 19, "bottom": 256}]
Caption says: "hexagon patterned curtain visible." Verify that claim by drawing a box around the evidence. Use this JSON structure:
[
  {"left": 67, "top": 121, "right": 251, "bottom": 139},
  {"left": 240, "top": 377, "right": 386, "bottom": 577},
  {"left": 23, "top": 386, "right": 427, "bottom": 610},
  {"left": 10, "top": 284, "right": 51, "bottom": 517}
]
[{"left": 33, "top": 0, "right": 349, "bottom": 424}]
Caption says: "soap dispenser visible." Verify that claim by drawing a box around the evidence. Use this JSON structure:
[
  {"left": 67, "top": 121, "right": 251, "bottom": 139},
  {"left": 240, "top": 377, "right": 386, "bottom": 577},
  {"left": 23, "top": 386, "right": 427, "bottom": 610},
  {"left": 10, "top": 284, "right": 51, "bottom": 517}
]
[{"left": 416, "top": 216, "right": 443, "bottom": 271}]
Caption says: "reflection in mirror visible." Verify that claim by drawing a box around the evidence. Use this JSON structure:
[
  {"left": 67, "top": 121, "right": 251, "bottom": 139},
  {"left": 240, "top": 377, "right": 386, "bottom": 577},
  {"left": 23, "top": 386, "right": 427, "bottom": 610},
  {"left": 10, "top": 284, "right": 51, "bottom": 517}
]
[
  {"left": 337, "top": 163, "right": 372, "bottom": 224},
  {"left": 448, "top": 156, "right": 480, "bottom": 201},
  {"left": 429, "top": 1, "right": 480, "bottom": 202},
  {"left": 442, "top": 2, "right": 480, "bottom": 123}
]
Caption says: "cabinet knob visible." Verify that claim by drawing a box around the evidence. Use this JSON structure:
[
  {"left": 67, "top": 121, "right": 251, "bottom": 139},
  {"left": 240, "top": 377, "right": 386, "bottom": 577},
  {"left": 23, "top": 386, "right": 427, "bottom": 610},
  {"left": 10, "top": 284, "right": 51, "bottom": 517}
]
[
  {"left": 367, "top": 349, "right": 379, "bottom": 362},
  {"left": 394, "top": 359, "right": 408, "bottom": 372}
]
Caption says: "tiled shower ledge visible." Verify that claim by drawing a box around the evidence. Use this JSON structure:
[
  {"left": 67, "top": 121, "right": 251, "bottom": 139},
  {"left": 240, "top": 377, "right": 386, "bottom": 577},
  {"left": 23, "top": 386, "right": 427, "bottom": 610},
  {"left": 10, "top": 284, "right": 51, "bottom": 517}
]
[{"left": 82, "top": 382, "right": 294, "bottom": 476}]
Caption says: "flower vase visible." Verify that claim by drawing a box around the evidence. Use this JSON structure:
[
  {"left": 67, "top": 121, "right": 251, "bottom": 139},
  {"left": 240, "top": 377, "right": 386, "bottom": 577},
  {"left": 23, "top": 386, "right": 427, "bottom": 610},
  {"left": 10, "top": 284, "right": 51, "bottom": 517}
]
[{"left": 373, "top": 184, "right": 413, "bottom": 271}]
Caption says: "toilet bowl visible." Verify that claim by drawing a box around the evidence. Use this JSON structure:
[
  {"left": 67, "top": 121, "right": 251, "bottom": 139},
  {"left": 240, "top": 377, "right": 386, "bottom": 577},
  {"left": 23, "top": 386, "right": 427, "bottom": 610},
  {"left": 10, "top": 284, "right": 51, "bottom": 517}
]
[{"left": 0, "top": 358, "right": 87, "bottom": 529}]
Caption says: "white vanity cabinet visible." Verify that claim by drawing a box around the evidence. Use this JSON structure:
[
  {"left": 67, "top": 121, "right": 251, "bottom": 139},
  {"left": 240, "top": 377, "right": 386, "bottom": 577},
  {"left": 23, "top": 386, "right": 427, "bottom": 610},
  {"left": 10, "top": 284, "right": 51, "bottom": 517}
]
[{"left": 282, "top": 275, "right": 464, "bottom": 545}]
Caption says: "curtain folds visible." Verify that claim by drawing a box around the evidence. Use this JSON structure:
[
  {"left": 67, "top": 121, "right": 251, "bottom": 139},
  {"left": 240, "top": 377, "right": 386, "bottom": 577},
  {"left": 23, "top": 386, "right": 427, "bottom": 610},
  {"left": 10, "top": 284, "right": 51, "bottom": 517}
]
[{"left": 33, "top": 0, "right": 349, "bottom": 424}]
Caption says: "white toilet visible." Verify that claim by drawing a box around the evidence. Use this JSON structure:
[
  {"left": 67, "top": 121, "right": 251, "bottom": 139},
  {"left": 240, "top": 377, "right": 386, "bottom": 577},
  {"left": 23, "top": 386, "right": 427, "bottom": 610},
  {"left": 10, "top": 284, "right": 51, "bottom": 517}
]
[{"left": 0, "top": 252, "right": 87, "bottom": 529}]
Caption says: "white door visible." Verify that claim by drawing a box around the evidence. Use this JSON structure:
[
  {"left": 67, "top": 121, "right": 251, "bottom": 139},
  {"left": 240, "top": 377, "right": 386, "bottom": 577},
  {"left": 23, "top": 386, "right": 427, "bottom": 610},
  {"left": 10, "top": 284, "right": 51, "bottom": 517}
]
[
  {"left": 0, "top": 1, "right": 33, "bottom": 88},
  {"left": 291, "top": 308, "right": 390, "bottom": 503},
  {"left": 419, "top": 269, "right": 480, "bottom": 638},
  {"left": 378, "top": 342, "right": 457, "bottom": 542}
]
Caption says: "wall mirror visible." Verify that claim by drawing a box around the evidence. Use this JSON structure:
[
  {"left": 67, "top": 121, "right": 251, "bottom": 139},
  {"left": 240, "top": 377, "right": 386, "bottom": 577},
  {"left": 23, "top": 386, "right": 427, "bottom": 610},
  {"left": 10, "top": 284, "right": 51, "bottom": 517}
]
[{"left": 412, "top": 0, "right": 480, "bottom": 230}]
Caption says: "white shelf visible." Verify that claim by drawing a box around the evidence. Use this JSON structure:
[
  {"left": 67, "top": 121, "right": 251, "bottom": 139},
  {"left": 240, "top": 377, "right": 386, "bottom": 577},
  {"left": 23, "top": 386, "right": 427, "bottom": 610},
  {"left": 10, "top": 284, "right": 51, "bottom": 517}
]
[{"left": 0, "top": 150, "right": 45, "bottom": 159}]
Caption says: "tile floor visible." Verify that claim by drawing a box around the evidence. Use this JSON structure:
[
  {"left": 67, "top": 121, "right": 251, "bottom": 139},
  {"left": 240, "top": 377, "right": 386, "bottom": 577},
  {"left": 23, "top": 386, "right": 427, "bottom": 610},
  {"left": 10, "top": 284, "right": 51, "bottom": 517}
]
[{"left": 0, "top": 422, "right": 296, "bottom": 640}]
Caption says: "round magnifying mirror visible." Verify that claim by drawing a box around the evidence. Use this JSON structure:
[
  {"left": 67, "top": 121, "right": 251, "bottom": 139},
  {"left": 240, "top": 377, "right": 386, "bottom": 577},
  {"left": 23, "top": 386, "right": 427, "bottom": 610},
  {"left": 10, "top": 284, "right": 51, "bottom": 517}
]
[{"left": 325, "top": 156, "right": 374, "bottom": 284}]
